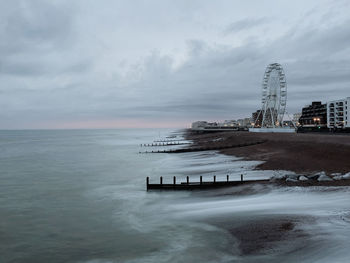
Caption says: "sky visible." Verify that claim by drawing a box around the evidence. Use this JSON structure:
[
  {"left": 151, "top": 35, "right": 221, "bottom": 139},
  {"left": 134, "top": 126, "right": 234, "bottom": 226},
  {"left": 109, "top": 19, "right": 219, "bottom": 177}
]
[{"left": 1, "top": 0, "right": 350, "bottom": 129}]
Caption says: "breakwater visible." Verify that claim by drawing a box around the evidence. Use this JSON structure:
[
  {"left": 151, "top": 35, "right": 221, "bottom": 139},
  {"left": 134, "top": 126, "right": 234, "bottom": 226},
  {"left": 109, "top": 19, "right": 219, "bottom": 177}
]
[
  {"left": 146, "top": 175, "right": 270, "bottom": 190},
  {"left": 141, "top": 142, "right": 190, "bottom": 147},
  {"left": 140, "top": 140, "right": 267, "bottom": 154}
]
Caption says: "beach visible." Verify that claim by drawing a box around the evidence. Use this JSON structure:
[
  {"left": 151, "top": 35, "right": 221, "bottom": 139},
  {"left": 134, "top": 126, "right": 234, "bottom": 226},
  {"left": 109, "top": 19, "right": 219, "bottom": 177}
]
[
  {"left": 186, "top": 131, "right": 350, "bottom": 175},
  {"left": 180, "top": 130, "right": 350, "bottom": 260}
]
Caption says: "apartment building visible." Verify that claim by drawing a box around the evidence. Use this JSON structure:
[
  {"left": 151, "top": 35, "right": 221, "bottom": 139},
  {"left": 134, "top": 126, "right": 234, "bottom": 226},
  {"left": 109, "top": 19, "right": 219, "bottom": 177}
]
[{"left": 327, "top": 97, "right": 350, "bottom": 129}]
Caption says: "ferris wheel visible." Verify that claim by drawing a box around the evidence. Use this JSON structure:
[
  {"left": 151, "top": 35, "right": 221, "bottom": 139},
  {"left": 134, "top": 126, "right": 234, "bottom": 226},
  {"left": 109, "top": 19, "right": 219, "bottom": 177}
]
[{"left": 256, "top": 63, "right": 287, "bottom": 128}]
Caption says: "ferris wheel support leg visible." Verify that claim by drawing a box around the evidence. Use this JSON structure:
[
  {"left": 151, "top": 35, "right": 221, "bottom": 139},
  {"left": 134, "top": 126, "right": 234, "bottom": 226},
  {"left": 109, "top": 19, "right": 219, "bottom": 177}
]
[
  {"left": 270, "top": 107, "right": 275, "bottom": 128},
  {"left": 261, "top": 100, "right": 269, "bottom": 127},
  {"left": 254, "top": 110, "right": 262, "bottom": 127}
]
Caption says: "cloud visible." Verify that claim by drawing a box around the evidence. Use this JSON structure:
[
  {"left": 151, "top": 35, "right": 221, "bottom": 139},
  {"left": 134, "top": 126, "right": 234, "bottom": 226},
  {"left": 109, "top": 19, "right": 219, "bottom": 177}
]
[
  {"left": 0, "top": 0, "right": 87, "bottom": 78},
  {"left": 224, "top": 17, "right": 270, "bottom": 34},
  {"left": 1, "top": 0, "right": 350, "bottom": 128}
]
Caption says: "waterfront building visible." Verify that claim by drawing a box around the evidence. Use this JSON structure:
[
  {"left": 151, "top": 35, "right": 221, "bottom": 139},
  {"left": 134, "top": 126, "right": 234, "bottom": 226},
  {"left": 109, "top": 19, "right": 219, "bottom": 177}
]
[
  {"left": 283, "top": 120, "right": 294, "bottom": 127},
  {"left": 243, "top": 118, "right": 252, "bottom": 127},
  {"left": 327, "top": 97, "right": 350, "bottom": 130},
  {"left": 252, "top": 110, "right": 263, "bottom": 127},
  {"left": 191, "top": 118, "right": 253, "bottom": 131},
  {"left": 292, "top": 113, "right": 302, "bottom": 127},
  {"left": 223, "top": 120, "right": 239, "bottom": 127},
  {"left": 191, "top": 121, "right": 209, "bottom": 129},
  {"left": 191, "top": 120, "right": 238, "bottom": 131},
  {"left": 299, "top": 101, "right": 327, "bottom": 128},
  {"left": 235, "top": 118, "right": 252, "bottom": 128}
]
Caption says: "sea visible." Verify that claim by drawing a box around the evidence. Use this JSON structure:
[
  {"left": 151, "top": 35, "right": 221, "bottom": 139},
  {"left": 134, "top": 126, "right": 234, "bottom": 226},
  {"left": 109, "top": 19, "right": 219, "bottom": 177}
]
[{"left": 1, "top": 129, "right": 350, "bottom": 263}]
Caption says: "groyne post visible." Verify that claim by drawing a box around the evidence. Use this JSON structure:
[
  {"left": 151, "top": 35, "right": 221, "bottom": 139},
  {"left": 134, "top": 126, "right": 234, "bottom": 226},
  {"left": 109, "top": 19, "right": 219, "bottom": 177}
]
[
  {"left": 241, "top": 174, "right": 243, "bottom": 181},
  {"left": 200, "top": 176, "right": 202, "bottom": 185},
  {"left": 186, "top": 176, "right": 189, "bottom": 184},
  {"left": 146, "top": 177, "right": 149, "bottom": 187},
  {"left": 227, "top": 175, "right": 229, "bottom": 182},
  {"left": 173, "top": 176, "right": 176, "bottom": 185},
  {"left": 214, "top": 175, "right": 216, "bottom": 183},
  {"left": 160, "top": 176, "right": 163, "bottom": 185}
]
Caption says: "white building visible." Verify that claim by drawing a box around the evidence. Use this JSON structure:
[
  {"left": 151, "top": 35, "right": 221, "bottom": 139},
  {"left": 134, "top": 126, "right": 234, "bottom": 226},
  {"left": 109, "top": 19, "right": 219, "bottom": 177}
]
[{"left": 327, "top": 97, "right": 350, "bottom": 129}]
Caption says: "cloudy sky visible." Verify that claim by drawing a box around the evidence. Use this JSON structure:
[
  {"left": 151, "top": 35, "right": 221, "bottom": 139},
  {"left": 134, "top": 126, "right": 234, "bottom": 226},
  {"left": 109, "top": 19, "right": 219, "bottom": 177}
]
[{"left": 1, "top": 0, "right": 350, "bottom": 129}]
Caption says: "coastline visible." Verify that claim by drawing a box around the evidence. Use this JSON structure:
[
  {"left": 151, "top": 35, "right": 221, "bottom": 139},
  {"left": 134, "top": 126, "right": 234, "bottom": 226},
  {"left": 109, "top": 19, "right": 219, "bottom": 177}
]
[
  {"left": 185, "top": 130, "right": 350, "bottom": 175},
  {"left": 182, "top": 129, "right": 350, "bottom": 258}
]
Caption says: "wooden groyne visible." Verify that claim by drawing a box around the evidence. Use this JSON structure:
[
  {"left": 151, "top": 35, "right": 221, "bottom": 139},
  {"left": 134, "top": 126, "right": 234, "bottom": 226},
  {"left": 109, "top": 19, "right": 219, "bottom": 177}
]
[
  {"left": 141, "top": 142, "right": 190, "bottom": 147},
  {"left": 146, "top": 175, "right": 270, "bottom": 190},
  {"left": 154, "top": 139, "right": 182, "bottom": 143},
  {"left": 140, "top": 140, "right": 267, "bottom": 154}
]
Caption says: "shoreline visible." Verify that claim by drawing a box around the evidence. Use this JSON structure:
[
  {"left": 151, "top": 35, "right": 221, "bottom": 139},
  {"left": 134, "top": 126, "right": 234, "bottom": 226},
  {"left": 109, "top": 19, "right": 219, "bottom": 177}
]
[
  {"left": 182, "top": 129, "right": 350, "bottom": 259},
  {"left": 185, "top": 130, "right": 350, "bottom": 175}
]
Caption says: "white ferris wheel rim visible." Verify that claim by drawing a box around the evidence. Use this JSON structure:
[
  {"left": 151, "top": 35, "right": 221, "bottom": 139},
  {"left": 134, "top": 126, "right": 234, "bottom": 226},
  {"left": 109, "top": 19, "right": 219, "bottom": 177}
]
[{"left": 261, "top": 63, "right": 287, "bottom": 116}]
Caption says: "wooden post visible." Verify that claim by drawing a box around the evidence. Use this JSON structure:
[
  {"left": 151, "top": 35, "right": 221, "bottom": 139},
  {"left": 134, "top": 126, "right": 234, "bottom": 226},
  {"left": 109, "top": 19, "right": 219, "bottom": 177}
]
[
  {"left": 173, "top": 176, "right": 176, "bottom": 185},
  {"left": 187, "top": 176, "right": 189, "bottom": 184},
  {"left": 200, "top": 176, "right": 202, "bottom": 185},
  {"left": 160, "top": 176, "right": 163, "bottom": 185},
  {"left": 227, "top": 175, "right": 229, "bottom": 182},
  {"left": 241, "top": 174, "right": 243, "bottom": 181},
  {"left": 146, "top": 177, "right": 149, "bottom": 187},
  {"left": 214, "top": 175, "right": 216, "bottom": 183}
]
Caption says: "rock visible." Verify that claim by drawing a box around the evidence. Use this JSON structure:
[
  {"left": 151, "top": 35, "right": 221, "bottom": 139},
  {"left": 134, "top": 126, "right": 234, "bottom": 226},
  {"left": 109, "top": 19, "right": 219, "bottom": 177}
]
[
  {"left": 308, "top": 171, "right": 327, "bottom": 181},
  {"left": 317, "top": 173, "right": 333, "bottom": 181},
  {"left": 270, "top": 174, "right": 286, "bottom": 181},
  {"left": 331, "top": 173, "right": 342, "bottom": 176},
  {"left": 285, "top": 174, "right": 299, "bottom": 180},
  {"left": 342, "top": 173, "right": 350, "bottom": 180},
  {"left": 333, "top": 175, "right": 344, "bottom": 180},
  {"left": 306, "top": 174, "right": 319, "bottom": 180},
  {"left": 298, "top": 176, "right": 308, "bottom": 181},
  {"left": 331, "top": 173, "right": 342, "bottom": 180},
  {"left": 286, "top": 178, "right": 298, "bottom": 183}
]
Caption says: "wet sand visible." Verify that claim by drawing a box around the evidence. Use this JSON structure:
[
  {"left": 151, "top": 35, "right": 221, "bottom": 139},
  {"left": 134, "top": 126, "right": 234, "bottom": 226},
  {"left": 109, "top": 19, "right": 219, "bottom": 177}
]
[
  {"left": 186, "top": 131, "right": 350, "bottom": 174},
  {"left": 229, "top": 216, "right": 311, "bottom": 256}
]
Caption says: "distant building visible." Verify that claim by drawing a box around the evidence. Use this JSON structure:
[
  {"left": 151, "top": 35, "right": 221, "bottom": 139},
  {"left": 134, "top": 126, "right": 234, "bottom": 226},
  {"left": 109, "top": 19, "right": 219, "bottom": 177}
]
[
  {"left": 191, "top": 118, "right": 252, "bottom": 131},
  {"left": 327, "top": 97, "right": 350, "bottom": 130},
  {"left": 191, "top": 120, "right": 239, "bottom": 131},
  {"left": 299, "top": 101, "right": 327, "bottom": 128},
  {"left": 252, "top": 110, "right": 263, "bottom": 127},
  {"left": 191, "top": 121, "right": 208, "bottom": 130},
  {"left": 223, "top": 120, "right": 239, "bottom": 127},
  {"left": 243, "top": 117, "right": 252, "bottom": 127},
  {"left": 292, "top": 113, "right": 302, "bottom": 127},
  {"left": 237, "top": 118, "right": 252, "bottom": 128}
]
